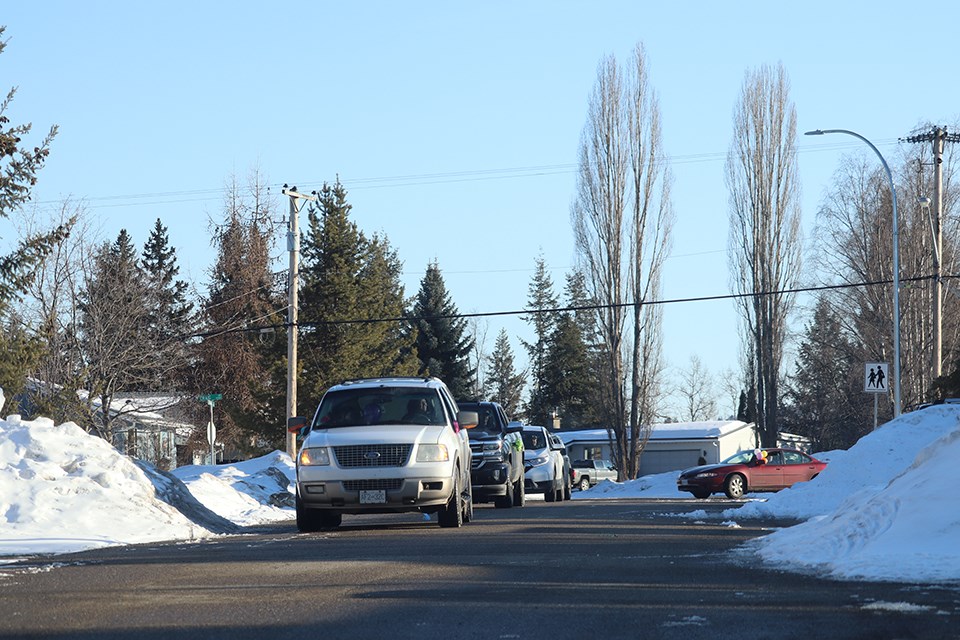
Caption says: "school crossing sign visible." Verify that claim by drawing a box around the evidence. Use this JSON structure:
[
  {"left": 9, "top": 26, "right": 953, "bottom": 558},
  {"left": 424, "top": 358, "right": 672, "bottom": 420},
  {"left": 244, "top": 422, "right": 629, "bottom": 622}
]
[{"left": 864, "top": 362, "right": 889, "bottom": 394}]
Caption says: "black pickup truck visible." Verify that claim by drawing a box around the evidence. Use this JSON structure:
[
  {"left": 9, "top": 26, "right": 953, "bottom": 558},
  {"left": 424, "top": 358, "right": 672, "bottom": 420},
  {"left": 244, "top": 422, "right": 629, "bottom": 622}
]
[{"left": 460, "top": 401, "right": 525, "bottom": 508}]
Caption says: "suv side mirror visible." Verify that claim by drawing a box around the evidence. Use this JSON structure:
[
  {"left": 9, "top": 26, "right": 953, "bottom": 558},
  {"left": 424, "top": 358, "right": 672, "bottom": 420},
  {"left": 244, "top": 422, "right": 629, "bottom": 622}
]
[
  {"left": 457, "top": 410, "right": 479, "bottom": 429},
  {"left": 287, "top": 416, "right": 308, "bottom": 433}
]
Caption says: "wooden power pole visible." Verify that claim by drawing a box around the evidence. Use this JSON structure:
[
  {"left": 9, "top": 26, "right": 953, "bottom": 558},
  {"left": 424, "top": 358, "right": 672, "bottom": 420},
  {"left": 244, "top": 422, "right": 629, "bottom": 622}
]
[
  {"left": 902, "top": 127, "right": 960, "bottom": 381},
  {"left": 282, "top": 185, "right": 317, "bottom": 460}
]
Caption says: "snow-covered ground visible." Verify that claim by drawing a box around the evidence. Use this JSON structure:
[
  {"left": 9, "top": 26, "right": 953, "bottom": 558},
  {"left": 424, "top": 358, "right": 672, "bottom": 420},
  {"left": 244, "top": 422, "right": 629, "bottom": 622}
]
[{"left": 1, "top": 404, "right": 958, "bottom": 585}]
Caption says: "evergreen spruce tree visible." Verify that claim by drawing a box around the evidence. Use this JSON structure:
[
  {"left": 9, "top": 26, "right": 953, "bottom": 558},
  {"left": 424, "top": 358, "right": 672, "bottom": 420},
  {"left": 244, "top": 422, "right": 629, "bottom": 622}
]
[
  {"left": 543, "top": 312, "right": 596, "bottom": 428},
  {"left": 521, "top": 254, "right": 558, "bottom": 426},
  {"left": 412, "top": 262, "right": 475, "bottom": 399},
  {"left": 194, "top": 179, "right": 284, "bottom": 454},
  {"left": 141, "top": 219, "right": 194, "bottom": 390},
  {"left": 781, "top": 295, "right": 872, "bottom": 450},
  {"left": 484, "top": 329, "right": 525, "bottom": 417},
  {"left": 0, "top": 27, "right": 72, "bottom": 396},
  {"left": 299, "top": 180, "right": 416, "bottom": 408},
  {"left": 77, "top": 229, "right": 152, "bottom": 438}
]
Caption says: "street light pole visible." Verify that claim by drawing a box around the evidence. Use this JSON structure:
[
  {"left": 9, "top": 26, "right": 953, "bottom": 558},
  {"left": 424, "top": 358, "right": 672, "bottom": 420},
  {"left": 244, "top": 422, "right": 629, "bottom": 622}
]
[{"left": 805, "top": 129, "right": 901, "bottom": 418}]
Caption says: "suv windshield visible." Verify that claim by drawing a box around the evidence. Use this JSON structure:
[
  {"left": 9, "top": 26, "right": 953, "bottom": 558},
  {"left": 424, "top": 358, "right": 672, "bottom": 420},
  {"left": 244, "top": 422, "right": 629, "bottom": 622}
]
[
  {"left": 522, "top": 430, "right": 546, "bottom": 450},
  {"left": 313, "top": 388, "right": 445, "bottom": 428}
]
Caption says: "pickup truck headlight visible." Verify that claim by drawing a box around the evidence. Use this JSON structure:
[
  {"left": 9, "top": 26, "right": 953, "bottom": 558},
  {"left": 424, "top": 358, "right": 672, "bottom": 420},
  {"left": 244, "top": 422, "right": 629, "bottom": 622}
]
[
  {"left": 416, "top": 444, "right": 449, "bottom": 462},
  {"left": 529, "top": 455, "right": 549, "bottom": 467},
  {"left": 482, "top": 442, "right": 504, "bottom": 461},
  {"left": 299, "top": 447, "right": 330, "bottom": 466}
]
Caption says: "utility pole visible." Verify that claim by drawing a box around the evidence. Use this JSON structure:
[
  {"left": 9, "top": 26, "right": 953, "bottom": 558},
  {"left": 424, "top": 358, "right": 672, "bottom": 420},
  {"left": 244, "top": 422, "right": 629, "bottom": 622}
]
[
  {"left": 902, "top": 127, "right": 960, "bottom": 381},
  {"left": 282, "top": 185, "right": 317, "bottom": 460}
]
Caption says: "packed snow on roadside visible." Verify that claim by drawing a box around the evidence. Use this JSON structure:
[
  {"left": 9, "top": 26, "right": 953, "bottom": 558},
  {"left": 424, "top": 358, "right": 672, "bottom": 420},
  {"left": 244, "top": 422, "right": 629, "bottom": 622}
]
[
  {"left": 2, "top": 398, "right": 959, "bottom": 584},
  {"left": 0, "top": 409, "right": 295, "bottom": 558},
  {"left": 573, "top": 404, "right": 960, "bottom": 584}
]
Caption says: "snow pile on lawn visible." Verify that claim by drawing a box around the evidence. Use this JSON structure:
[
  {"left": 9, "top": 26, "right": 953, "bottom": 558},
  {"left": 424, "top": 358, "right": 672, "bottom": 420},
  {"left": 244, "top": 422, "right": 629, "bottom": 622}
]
[
  {"left": 570, "top": 471, "right": 679, "bottom": 499},
  {"left": 171, "top": 451, "right": 296, "bottom": 526},
  {"left": 752, "top": 406, "right": 960, "bottom": 583},
  {"left": 0, "top": 415, "right": 231, "bottom": 556}
]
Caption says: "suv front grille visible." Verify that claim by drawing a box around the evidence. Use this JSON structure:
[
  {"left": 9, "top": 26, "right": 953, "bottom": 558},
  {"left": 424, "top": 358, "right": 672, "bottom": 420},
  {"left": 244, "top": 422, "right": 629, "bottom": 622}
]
[
  {"left": 342, "top": 479, "right": 403, "bottom": 491},
  {"left": 334, "top": 444, "right": 412, "bottom": 468}
]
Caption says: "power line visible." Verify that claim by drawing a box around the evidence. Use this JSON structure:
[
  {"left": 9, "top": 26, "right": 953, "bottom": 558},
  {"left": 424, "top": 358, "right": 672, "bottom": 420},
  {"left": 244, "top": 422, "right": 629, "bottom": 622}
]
[
  {"left": 186, "top": 271, "right": 949, "bottom": 341},
  {"left": 31, "top": 139, "right": 900, "bottom": 211}
]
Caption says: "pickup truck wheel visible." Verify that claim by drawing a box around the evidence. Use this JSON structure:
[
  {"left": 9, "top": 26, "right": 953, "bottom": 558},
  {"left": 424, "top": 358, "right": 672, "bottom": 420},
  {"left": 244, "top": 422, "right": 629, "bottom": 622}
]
[
  {"left": 495, "top": 480, "right": 515, "bottom": 509},
  {"left": 514, "top": 477, "right": 525, "bottom": 507},
  {"left": 439, "top": 474, "right": 464, "bottom": 528},
  {"left": 578, "top": 477, "right": 591, "bottom": 492}
]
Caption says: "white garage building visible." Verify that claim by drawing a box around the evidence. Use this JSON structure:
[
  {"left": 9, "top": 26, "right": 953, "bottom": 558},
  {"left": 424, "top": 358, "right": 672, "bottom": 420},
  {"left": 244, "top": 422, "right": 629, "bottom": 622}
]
[{"left": 557, "top": 421, "right": 758, "bottom": 476}]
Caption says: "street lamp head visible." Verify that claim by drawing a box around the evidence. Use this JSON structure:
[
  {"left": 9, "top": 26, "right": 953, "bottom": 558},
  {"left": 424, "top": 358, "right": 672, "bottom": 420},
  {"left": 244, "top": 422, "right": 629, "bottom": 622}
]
[
  {"left": 804, "top": 129, "right": 825, "bottom": 136},
  {"left": 918, "top": 196, "right": 932, "bottom": 208}
]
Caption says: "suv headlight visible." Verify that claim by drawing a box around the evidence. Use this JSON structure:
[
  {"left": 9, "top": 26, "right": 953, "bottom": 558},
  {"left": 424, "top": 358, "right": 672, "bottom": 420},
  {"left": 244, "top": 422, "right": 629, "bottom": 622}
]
[
  {"left": 299, "top": 447, "right": 330, "bottom": 466},
  {"left": 416, "top": 444, "right": 449, "bottom": 462},
  {"left": 529, "top": 455, "right": 549, "bottom": 466}
]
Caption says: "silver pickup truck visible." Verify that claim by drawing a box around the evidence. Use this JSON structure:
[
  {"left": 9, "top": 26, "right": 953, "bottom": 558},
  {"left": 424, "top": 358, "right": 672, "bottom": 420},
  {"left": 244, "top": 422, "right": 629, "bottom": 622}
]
[{"left": 570, "top": 459, "right": 618, "bottom": 492}]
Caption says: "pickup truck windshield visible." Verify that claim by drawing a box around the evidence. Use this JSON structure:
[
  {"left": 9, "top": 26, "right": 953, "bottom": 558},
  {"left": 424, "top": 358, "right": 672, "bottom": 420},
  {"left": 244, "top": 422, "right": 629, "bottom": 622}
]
[{"left": 313, "top": 388, "right": 445, "bottom": 428}]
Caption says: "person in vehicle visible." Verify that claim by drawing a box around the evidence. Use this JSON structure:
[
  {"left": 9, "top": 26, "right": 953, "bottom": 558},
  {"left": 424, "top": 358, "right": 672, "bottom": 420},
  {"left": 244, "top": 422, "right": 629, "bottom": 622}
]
[{"left": 402, "top": 398, "right": 431, "bottom": 423}]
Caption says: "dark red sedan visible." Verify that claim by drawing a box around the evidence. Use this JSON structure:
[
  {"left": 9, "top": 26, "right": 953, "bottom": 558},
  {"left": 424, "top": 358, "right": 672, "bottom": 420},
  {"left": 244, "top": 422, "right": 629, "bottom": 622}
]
[{"left": 676, "top": 448, "right": 827, "bottom": 499}]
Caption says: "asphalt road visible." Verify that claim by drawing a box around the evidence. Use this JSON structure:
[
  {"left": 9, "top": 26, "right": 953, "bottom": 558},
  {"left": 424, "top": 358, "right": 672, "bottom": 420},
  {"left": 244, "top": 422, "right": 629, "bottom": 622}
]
[{"left": 1, "top": 498, "right": 958, "bottom": 640}]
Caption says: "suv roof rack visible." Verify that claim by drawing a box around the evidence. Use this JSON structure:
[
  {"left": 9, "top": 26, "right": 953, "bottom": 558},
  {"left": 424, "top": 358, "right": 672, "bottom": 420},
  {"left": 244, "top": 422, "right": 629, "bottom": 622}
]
[{"left": 338, "top": 376, "right": 439, "bottom": 386}]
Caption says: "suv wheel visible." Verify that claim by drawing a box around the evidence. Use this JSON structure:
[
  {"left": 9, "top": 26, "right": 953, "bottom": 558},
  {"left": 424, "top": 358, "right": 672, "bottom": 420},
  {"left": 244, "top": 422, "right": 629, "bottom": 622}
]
[
  {"left": 544, "top": 479, "right": 557, "bottom": 502},
  {"left": 296, "top": 492, "right": 340, "bottom": 532},
  {"left": 439, "top": 473, "right": 464, "bottom": 528},
  {"left": 514, "top": 477, "right": 525, "bottom": 507}
]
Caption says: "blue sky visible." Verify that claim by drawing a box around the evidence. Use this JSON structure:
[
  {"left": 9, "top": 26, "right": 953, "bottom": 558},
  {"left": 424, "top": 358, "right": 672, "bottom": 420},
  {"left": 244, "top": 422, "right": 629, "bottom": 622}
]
[{"left": 3, "top": 2, "right": 959, "bottom": 417}]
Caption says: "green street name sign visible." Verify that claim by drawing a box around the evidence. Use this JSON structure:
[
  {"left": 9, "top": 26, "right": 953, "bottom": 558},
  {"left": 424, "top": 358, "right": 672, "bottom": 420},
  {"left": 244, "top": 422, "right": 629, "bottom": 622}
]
[{"left": 198, "top": 393, "right": 223, "bottom": 402}]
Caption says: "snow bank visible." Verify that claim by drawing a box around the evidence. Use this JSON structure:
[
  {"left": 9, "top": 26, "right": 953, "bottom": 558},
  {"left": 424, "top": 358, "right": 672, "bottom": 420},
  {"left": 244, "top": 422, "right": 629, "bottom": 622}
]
[{"left": 0, "top": 415, "right": 223, "bottom": 556}]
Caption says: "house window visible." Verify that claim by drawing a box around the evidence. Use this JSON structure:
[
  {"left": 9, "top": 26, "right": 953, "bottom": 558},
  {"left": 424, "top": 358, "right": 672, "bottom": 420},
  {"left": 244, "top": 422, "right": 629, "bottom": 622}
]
[{"left": 584, "top": 446, "right": 603, "bottom": 460}]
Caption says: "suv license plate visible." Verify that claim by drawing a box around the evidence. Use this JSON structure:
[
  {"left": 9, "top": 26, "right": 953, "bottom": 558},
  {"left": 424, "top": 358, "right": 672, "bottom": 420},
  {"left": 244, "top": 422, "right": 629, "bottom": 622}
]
[{"left": 360, "top": 490, "right": 386, "bottom": 504}]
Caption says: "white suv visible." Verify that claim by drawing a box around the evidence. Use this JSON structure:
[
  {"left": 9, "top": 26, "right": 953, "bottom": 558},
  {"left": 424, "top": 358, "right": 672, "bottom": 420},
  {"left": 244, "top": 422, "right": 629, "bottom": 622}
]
[
  {"left": 288, "top": 377, "right": 477, "bottom": 530},
  {"left": 522, "top": 425, "right": 567, "bottom": 502}
]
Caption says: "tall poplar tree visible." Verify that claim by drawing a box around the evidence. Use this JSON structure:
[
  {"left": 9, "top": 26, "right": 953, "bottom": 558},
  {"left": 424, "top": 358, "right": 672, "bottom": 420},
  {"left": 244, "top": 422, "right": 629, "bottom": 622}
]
[
  {"left": 412, "top": 262, "right": 475, "bottom": 399},
  {"left": 726, "top": 63, "right": 801, "bottom": 447}
]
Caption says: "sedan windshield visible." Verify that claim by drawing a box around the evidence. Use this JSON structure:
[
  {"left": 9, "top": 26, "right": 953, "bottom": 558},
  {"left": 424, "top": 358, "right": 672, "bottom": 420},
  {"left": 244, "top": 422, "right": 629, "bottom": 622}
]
[
  {"left": 721, "top": 451, "right": 757, "bottom": 465},
  {"left": 314, "top": 388, "right": 445, "bottom": 428}
]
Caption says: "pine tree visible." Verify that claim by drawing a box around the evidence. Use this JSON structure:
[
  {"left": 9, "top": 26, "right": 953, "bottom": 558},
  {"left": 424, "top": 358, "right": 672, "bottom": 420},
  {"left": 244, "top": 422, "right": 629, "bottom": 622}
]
[
  {"left": 522, "top": 254, "right": 558, "bottom": 426},
  {"left": 77, "top": 229, "right": 152, "bottom": 438},
  {"left": 299, "top": 180, "right": 416, "bottom": 406},
  {"left": 412, "top": 262, "right": 475, "bottom": 399},
  {"left": 781, "top": 295, "right": 873, "bottom": 450},
  {"left": 484, "top": 329, "right": 525, "bottom": 417},
  {"left": 194, "top": 177, "right": 284, "bottom": 454},
  {"left": 0, "top": 27, "right": 72, "bottom": 395},
  {"left": 141, "top": 219, "right": 194, "bottom": 390}
]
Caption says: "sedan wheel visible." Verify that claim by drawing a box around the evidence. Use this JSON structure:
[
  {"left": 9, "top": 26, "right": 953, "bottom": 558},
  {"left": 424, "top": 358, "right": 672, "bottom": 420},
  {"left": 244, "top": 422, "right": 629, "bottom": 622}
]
[{"left": 724, "top": 473, "right": 746, "bottom": 499}]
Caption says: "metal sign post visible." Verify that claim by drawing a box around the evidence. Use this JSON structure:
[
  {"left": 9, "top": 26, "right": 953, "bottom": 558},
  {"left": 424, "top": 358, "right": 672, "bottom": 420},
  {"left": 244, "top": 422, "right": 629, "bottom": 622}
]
[
  {"left": 198, "top": 394, "right": 223, "bottom": 465},
  {"left": 863, "top": 363, "right": 889, "bottom": 429}
]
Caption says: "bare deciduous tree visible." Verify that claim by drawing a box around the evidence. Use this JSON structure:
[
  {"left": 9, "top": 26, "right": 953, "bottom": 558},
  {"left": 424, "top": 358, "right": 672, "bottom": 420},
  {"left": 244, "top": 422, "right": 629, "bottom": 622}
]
[
  {"left": 674, "top": 355, "right": 717, "bottom": 422},
  {"left": 726, "top": 63, "right": 802, "bottom": 447},
  {"left": 572, "top": 43, "right": 673, "bottom": 479}
]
